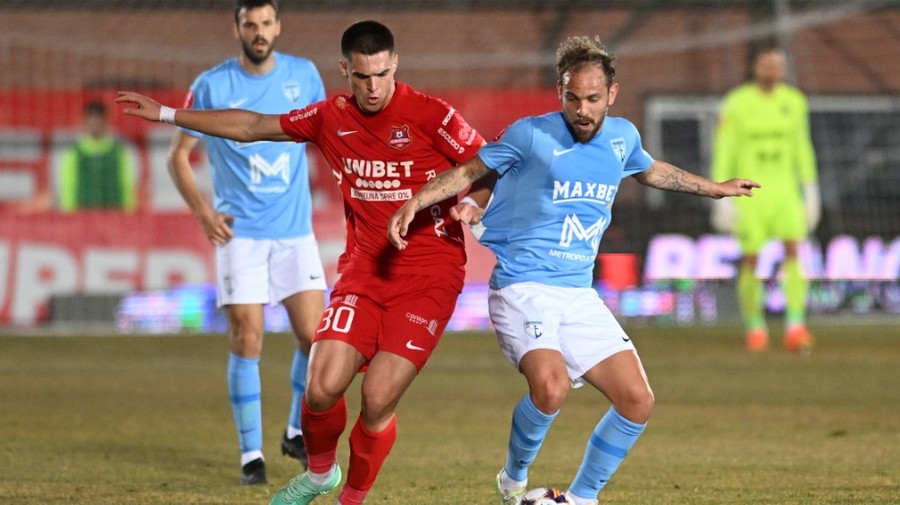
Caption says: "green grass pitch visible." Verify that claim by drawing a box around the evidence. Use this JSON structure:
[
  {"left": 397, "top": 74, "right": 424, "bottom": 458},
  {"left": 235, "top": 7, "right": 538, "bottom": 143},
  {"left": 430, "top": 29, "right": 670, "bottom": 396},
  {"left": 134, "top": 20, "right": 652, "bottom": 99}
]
[{"left": 1, "top": 323, "right": 897, "bottom": 504}]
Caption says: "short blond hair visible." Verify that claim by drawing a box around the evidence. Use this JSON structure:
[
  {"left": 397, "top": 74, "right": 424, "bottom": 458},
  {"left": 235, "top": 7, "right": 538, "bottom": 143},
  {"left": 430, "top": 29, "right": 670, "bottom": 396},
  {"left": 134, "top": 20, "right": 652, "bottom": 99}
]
[{"left": 555, "top": 36, "right": 616, "bottom": 88}]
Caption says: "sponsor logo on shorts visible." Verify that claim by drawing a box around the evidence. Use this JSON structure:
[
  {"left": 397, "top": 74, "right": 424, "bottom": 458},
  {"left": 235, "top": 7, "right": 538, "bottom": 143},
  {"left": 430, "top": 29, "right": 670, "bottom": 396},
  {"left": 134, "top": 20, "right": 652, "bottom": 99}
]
[
  {"left": 223, "top": 275, "right": 234, "bottom": 295},
  {"left": 342, "top": 294, "right": 359, "bottom": 307},
  {"left": 407, "top": 312, "right": 438, "bottom": 336},
  {"left": 524, "top": 320, "right": 544, "bottom": 339}
]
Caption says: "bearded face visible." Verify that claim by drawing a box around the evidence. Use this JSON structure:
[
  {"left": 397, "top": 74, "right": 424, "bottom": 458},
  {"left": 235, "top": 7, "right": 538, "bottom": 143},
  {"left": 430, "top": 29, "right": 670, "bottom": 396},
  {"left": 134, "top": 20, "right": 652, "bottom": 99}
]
[
  {"left": 235, "top": 4, "right": 280, "bottom": 67},
  {"left": 558, "top": 63, "right": 618, "bottom": 143}
]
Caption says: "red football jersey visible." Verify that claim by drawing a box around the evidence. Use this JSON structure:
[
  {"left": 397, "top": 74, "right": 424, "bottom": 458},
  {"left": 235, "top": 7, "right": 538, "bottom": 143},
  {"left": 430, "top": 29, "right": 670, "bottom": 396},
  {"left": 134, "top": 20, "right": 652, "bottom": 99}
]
[{"left": 279, "top": 82, "right": 483, "bottom": 285}]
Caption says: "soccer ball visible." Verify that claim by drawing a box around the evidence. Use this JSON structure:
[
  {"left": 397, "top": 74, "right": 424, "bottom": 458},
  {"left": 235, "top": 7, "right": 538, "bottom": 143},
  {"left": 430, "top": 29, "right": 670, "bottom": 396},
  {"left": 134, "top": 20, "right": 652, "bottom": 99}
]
[{"left": 520, "top": 487, "right": 574, "bottom": 505}]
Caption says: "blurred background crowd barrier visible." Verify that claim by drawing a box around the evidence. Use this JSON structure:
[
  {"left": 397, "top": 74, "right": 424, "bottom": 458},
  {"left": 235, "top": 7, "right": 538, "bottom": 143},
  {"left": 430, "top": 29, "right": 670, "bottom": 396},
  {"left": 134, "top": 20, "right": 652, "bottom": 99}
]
[{"left": 0, "top": 0, "right": 897, "bottom": 330}]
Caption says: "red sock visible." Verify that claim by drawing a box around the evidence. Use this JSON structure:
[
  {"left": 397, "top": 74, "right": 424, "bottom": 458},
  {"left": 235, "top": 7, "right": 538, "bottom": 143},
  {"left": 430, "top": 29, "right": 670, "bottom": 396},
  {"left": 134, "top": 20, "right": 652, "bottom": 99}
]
[
  {"left": 301, "top": 395, "right": 347, "bottom": 474},
  {"left": 339, "top": 415, "right": 397, "bottom": 505}
]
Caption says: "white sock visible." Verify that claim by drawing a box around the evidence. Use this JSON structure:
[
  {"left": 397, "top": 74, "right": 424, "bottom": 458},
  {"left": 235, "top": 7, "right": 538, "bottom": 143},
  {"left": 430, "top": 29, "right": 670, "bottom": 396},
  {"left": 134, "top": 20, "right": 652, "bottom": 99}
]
[
  {"left": 499, "top": 468, "right": 527, "bottom": 492},
  {"left": 240, "top": 450, "right": 264, "bottom": 466},
  {"left": 308, "top": 463, "right": 337, "bottom": 485},
  {"left": 286, "top": 425, "right": 303, "bottom": 439},
  {"left": 566, "top": 491, "right": 598, "bottom": 505}
]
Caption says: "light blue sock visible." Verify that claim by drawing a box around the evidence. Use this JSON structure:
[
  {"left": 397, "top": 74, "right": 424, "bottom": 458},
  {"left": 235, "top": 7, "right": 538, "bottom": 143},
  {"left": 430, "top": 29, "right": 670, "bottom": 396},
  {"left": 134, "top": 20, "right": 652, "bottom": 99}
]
[
  {"left": 569, "top": 407, "right": 646, "bottom": 499},
  {"left": 504, "top": 394, "right": 558, "bottom": 482},
  {"left": 227, "top": 353, "right": 262, "bottom": 454},
  {"left": 287, "top": 348, "right": 309, "bottom": 433}
]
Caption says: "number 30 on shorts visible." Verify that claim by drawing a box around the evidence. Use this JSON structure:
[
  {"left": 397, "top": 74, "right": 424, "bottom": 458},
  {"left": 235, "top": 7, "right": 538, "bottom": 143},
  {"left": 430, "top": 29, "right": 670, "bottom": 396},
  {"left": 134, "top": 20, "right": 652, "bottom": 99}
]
[{"left": 318, "top": 305, "right": 355, "bottom": 333}]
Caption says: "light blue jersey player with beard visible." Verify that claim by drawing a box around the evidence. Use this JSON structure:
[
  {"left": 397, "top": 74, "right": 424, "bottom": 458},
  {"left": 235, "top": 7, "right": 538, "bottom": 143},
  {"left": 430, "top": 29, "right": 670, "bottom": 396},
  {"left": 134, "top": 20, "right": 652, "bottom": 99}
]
[
  {"left": 476, "top": 111, "right": 653, "bottom": 505},
  {"left": 388, "top": 36, "right": 756, "bottom": 504},
  {"left": 477, "top": 111, "right": 653, "bottom": 289},
  {"left": 175, "top": 24, "right": 327, "bottom": 483},
  {"left": 185, "top": 51, "right": 324, "bottom": 238}
]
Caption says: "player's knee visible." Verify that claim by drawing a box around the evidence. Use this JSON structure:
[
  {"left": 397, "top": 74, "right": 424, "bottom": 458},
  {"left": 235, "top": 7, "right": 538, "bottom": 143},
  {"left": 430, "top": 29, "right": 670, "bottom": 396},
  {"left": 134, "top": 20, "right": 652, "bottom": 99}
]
[
  {"left": 616, "top": 385, "right": 654, "bottom": 424},
  {"left": 228, "top": 327, "right": 263, "bottom": 357},
  {"left": 530, "top": 378, "right": 570, "bottom": 414},
  {"left": 292, "top": 331, "right": 313, "bottom": 354},
  {"left": 359, "top": 390, "right": 397, "bottom": 427},
  {"left": 304, "top": 379, "right": 346, "bottom": 411}
]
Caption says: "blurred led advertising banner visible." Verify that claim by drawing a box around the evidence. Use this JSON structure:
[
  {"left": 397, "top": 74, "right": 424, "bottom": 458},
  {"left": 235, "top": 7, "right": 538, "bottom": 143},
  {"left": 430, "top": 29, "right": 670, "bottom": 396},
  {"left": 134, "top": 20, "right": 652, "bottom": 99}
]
[
  {"left": 114, "top": 235, "right": 900, "bottom": 335},
  {"left": 2, "top": 210, "right": 896, "bottom": 327},
  {"left": 0, "top": 209, "right": 353, "bottom": 326},
  {"left": 0, "top": 211, "right": 896, "bottom": 327}
]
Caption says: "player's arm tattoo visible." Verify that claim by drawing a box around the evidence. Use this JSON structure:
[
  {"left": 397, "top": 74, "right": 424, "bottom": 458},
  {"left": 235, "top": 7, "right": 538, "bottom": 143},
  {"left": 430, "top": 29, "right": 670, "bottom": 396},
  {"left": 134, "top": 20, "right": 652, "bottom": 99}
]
[
  {"left": 411, "top": 156, "right": 491, "bottom": 211},
  {"left": 634, "top": 160, "right": 718, "bottom": 197}
]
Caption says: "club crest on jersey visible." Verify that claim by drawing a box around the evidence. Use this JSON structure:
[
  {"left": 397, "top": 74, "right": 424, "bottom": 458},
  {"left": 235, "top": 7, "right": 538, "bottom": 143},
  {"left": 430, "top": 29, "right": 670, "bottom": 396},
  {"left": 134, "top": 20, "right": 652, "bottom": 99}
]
[
  {"left": 610, "top": 137, "right": 627, "bottom": 164},
  {"left": 524, "top": 321, "right": 544, "bottom": 339},
  {"left": 388, "top": 125, "right": 413, "bottom": 150},
  {"left": 283, "top": 81, "right": 301, "bottom": 102}
]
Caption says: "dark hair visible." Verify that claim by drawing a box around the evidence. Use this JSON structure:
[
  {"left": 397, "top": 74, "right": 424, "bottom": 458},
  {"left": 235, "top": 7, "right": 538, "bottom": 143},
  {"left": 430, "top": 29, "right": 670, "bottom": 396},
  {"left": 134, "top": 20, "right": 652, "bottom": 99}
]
[
  {"left": 341, "top": 20, "right": 394, "bottom": 59},
  {"left": 85, "top": 100, "right": 107, "bottom": 117},
  {"left": 234, "top": 0, "right": 279, "bottom": 25},
  {"left": 555, "top": 36, "right": 616, "bottom": 89},
  {"left": 751, "top": 44, "right": 784, "bottom": 63}
]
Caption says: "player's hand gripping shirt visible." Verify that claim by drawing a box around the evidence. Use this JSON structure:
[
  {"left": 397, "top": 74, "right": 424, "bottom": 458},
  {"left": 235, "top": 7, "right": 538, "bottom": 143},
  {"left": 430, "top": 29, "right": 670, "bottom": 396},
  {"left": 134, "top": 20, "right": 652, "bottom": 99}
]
[
  {"left": 183, "top": 53, "right": 325, "bottom": 238},
  {"left": 280, "top": 82, "right": 483, "bottom": 285},
  {"left": 477, "top": 113, "right": 653, "bottom": 289}
]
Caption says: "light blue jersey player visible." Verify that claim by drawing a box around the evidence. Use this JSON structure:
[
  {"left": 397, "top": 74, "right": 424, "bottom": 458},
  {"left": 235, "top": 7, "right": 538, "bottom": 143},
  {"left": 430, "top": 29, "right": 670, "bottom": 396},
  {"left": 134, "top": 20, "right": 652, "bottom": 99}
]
[
  {"left": 167, "top": 0, "right": 327, "bottom": 486},
  {"left": 186, "top": 52, "right": 322, "bottom": 239},
  {"left": 389, "top": 36, "right": 758, "bottom": 505},
  {"left": 477, "top": 112, "right": 652, "bottom": 290}
]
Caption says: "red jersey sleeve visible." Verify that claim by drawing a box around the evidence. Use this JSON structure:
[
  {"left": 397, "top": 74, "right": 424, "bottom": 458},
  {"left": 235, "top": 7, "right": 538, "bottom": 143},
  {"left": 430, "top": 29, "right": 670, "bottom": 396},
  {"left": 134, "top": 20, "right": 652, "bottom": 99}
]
[
  {"left": 427, "top": 102, "right": 485, "bottom": 166},
  {"left": 279, "top": 100, "right": 326, "bottom": 143}
]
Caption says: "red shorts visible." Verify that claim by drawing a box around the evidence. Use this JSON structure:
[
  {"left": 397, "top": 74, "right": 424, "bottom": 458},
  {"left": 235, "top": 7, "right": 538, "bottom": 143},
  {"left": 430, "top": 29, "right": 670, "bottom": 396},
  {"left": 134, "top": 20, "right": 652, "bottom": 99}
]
[{"left": 313, "top": 272, "right": 462, "bottom": 371}]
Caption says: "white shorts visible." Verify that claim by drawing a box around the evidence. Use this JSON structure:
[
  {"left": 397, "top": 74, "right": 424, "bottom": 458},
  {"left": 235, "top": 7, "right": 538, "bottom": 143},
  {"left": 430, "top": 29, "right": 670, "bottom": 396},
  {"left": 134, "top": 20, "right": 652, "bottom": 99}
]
[
  {"left": 215, "top": 234, "right": 326, "bottom": 308},
  {"left": 489, "top": 282, "right": 636, "bottom": 387}
]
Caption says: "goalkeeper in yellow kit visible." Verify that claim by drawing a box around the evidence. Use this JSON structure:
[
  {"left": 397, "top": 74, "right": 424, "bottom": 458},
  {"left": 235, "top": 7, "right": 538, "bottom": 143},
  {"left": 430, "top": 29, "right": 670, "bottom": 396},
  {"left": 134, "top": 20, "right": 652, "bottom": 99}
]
[{"left": 711, "top": 47, "right": 819, "bottom": 353}]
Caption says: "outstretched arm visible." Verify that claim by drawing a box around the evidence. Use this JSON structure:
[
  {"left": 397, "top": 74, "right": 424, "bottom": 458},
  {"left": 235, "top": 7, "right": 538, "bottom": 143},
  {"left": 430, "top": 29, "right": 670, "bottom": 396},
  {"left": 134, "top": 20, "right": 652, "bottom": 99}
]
[
  {"left": 388, "top": 155, "right": 491, "bottom": 249},
  {"left": 115, "top": 91, "right": 291, "bottom": 142},
  {"left": 633, "top": 160, "right": 760, "bottom": 199}
]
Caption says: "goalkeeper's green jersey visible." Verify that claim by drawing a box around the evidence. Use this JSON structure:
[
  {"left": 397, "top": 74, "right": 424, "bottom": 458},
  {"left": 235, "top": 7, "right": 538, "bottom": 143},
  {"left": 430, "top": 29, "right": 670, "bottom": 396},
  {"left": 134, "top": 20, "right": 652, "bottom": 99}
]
[{"left": 711, "top": 82, "right": 817, "bottom": 200}]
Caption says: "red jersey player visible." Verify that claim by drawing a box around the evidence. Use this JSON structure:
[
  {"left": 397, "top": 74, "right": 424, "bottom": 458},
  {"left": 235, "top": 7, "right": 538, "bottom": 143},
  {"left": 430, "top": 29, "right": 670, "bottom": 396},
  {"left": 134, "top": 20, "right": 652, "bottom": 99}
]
[{"left": 118, "top": 20, "right": 486, "bottom": 505}]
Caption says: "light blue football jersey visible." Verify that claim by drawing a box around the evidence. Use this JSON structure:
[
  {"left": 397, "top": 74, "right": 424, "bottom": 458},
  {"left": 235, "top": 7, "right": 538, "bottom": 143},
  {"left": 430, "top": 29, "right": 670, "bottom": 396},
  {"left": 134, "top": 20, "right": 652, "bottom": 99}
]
[
  {"left": 184, "top": 52, "right": 325, "bottom": 238},
  {"left": 478, "top": 112, "right": 654, "bottom": 289}
]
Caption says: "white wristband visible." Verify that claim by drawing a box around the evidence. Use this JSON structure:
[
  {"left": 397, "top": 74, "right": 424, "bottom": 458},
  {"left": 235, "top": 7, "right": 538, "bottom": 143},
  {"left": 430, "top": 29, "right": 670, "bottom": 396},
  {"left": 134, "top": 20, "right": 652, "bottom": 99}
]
[
  {"left": 459, "top": 196, "right": 480, "bottom": 208},
  {"left": 159, "top": 106, "right": 176, "bottom": 125}
]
